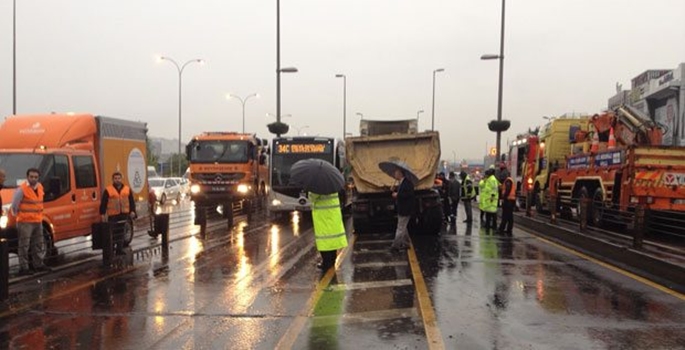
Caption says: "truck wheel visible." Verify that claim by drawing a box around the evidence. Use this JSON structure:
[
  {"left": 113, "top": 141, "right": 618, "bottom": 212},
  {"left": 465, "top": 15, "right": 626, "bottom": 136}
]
[
  {"left": 122, "top": 219, "right": 134, "bottom": 246},
  {"left": 245, "top": 199, "right": 253, "bottom": 221},
  {"left": 353, "top": 219, "right": 369, "bottom": 234},
  {"left": 576, "top": 187, "right": 592, "bottom": 225},
  {"left": 421, "top": 205, "right": 443, "bottom": 235},
  {"left": 35, "top": 225, "right": 57, "bottom": 267}
]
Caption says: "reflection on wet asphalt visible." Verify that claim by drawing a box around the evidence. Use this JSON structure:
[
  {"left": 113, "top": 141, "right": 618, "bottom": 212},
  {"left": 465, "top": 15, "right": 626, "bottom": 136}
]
[{"left": 1, "top": 209, "right": 683, "bottom": 349}]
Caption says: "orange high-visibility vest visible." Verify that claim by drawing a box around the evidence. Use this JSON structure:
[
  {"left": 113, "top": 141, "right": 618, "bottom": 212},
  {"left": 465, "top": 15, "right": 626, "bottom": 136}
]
[
  {"left": 17, "top": 182, "right": 44, "bottom": 223},
  {"left": 106, "top": 185, "right": 131, "bottom": 216}
]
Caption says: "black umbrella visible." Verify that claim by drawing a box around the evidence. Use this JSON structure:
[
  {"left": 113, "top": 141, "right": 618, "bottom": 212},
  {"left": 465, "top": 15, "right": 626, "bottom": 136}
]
[
  {"left": 378, "top": 160, "right": 420, "bottom": 185},
  {"left": 289, "top": 158, "right": 345, "bottom": 194}
]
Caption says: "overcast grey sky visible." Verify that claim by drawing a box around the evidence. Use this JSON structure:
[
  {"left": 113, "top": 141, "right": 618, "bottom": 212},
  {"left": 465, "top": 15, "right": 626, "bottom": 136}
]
[{"left": 1, "top": 0, "right": 683, "bottom": 160}]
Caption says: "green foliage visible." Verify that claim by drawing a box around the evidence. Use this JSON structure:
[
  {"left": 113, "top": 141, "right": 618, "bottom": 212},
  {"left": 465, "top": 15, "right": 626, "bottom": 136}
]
[{"left": 146, "top": 137, "right": 159, "bottom": 166}]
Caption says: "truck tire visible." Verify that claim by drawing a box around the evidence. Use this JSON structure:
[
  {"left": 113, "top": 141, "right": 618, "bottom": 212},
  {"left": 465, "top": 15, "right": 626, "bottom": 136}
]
[
  {"left": 122, "top": 219, "right": 134, "bottom": 246},
  {"left": 411, "top": 205, "right": 442, "bottom": 235},
  {"left": 34, "top": 225, "right": 57, "bottom": 267},
  {"left": 576, "top": 186, "right": 592, "bottom": 225},
  {"left": 353, "top": 219, "right": 370, "bottom": 234}
]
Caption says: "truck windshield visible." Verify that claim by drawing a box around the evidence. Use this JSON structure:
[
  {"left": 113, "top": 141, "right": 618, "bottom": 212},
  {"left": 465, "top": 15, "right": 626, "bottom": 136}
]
[
  {"left": 0, "top": 153, "right": 45, "bottom": 188},
  {"left": 189, "top": 141, "right": 249, "bottom": 163}
]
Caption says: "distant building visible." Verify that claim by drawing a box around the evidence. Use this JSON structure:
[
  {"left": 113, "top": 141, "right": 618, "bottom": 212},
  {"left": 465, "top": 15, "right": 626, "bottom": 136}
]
[
  {"left": 608, "top": 63, "right": 684, "bottom": 146},
  {"left": 148, "top": 136, "right": 183, "bottom": 162}
]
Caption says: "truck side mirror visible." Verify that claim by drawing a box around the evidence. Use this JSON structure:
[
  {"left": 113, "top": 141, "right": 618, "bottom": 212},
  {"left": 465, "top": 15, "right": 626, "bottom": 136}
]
[
  {"left": 185, "top": 144, "right": 192, "bottom": 160},
  {"left": 262, "top": 139, "right": 269, "bottom": 147}
]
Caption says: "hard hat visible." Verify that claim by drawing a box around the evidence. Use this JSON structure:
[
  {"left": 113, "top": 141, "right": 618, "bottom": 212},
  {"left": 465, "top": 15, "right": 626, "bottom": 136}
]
[{"left": 489, "top": 164, "right": 495, "bottom": 170}]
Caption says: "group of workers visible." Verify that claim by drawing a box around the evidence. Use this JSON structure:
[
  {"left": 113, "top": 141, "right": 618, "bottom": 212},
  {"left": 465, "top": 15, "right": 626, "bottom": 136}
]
[
  {"left": 1, "top": 167, "right": 138, "bottom": 277},
  {"left": 435, "top": 164, "right": 515, "bottom": 235}
]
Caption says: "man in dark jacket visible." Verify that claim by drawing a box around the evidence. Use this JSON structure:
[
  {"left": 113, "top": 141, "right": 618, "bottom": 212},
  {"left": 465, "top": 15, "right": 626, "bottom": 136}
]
[
  {"left": 391, "top": 168, "right": 415, "bottom": 252},
  {"left": 448, "top": 172, "right": 461, "bottom": 223}
]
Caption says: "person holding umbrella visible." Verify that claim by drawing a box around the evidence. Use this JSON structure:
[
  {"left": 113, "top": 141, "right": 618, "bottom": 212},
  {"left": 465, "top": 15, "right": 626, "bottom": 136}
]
[
  {"left": 379, "top": 160, "right": 418, "bottom": 253},
  {"left": 289, "top": 159, "right": 348, "bottom": 272}
]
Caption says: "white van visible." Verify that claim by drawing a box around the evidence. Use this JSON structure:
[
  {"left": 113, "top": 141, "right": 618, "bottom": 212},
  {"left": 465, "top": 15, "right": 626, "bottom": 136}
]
[{"left": 148, "top": 165, "right": 159, "bottom": 179}]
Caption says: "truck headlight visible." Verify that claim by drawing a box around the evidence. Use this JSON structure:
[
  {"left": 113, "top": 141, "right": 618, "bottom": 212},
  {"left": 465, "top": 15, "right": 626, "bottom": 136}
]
[
  {"left": 237, "top": 184, "right": 249, "bottom": 194},
  {"left": 190, "top": 184, "right": 201, "bottom": 194},
  {"left": 0, "top": 205, "right": 8, "bottom": 229},
  {"left": 271, "top": 199, "right": 282, "bottom": 206}
]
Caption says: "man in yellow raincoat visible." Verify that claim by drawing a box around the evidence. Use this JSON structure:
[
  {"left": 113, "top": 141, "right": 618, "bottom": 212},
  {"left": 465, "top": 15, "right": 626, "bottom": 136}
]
[{"left": 310, "top": 192, "right": 348, "bottom": 271}]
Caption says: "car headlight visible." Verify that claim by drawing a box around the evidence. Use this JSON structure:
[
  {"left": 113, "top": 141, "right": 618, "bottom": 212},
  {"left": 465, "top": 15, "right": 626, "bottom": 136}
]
[
  {"left": 237, "top": 184, "right": 250, "bottom": 194},
  {"left": 190, "top": 184, "right": 201, "bottom": 194},
  {"left": 271, "top": 199, "right": 282, "bottom": 206}
]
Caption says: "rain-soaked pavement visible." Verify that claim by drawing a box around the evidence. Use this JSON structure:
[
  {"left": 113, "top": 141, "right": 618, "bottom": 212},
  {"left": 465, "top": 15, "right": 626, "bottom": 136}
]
[{"left": 1, "top": 207, "right": 684, "bottom": 349}]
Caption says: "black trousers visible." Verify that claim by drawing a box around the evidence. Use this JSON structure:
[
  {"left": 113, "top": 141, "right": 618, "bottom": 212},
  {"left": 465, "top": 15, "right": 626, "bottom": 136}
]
[
  {"left": 450, "top": 198, "right": 459, "bottom": 218},
  {"left": 485, "top": 212, "right": 497, "bottom": 230},
  {"left": 498, "top": 200, "right": 515, "bottom": 234},
  {"left": 320, "top": 250, "right": 337, "bottom": 270},
  {"left": 462, "top": 199, "right": 473, "bottom": 222}
]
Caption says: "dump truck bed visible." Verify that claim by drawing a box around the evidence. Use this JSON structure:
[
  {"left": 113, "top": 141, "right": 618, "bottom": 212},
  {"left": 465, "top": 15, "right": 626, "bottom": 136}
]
[{"left": 346, "top": 131, "right": 440, "bottom": 194}]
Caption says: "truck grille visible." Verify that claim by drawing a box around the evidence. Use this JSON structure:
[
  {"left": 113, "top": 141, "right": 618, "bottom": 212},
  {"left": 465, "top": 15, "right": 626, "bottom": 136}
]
[{"left": 192, "top": 172, "right": 245, "bottom": 183}]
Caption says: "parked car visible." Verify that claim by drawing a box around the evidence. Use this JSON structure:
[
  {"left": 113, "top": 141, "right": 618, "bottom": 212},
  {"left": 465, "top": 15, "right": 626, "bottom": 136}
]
[
  {"left": 148, "top": 165, "right": 159, "bottom": 179},
  {"left": 149, "top": 178, "right": 182, "bottom": 205}
]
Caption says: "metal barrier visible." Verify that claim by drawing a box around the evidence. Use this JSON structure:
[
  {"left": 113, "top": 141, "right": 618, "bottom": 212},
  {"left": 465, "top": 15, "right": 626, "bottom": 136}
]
[
  {"left": 155, "top": 213, "right": 170, "bottom": 260},
  {"left": 550, "top": 195, "right": 557, "bottom": 224},
  {"left": 579, "top": 197, "right": 589, "bottom": 232},
  {"left": 633, "top": 205, "right": 646, "bottom": 249},
  {"left": 1, "top": 238, "right": 8, "bottom": 301}
]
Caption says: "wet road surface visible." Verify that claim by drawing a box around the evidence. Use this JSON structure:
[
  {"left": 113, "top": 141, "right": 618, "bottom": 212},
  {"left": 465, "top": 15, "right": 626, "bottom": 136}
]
[{"left": 1, "top": 209, "right": 684, "bottom": 349}]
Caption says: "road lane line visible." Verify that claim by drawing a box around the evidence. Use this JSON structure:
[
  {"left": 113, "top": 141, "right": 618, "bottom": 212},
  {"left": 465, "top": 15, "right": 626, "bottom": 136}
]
[
  {"left": 534, "top": 236, "right": 685, "bottom": 301},
  {"left": 354, "top": 261, "right": 408, "bottom": 268},
  {"left": 354, "top": 239, "right": 394, "bottom": 244},
  {"left": 353, "top": 249, "right": 392, "bottom": 254},
  {"left": 328, "top": 279, "right": 413, "bottom": 291},
  {"left": 311, "top": 308, "right": 419, "bottom": 327},
  {"left": 274, "top": 234, "right": 357, "bottom": 350},
  {"left": 407, "top": 243, "right": 446, "bottom": 350}
]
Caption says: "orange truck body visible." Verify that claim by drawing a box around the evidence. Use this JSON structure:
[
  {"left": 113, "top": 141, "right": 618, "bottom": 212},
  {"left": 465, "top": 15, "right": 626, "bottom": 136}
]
[
  {"left": 522, "top": 106, "right": 685, "bottom": 226},
  {"left": 0, "top": 114, "right": 148, "bottom": 254},
  {"left": 185, "top": 132, "right": 268, "bottom": 222}
]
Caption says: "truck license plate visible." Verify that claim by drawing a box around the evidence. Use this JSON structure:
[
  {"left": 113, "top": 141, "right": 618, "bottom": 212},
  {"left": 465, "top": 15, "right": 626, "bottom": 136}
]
[{"left": 211, "top": 187, "right": 227, "bottom": 192}]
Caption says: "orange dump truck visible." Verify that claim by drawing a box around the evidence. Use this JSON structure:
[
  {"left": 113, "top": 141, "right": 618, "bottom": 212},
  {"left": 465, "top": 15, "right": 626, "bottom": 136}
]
[
  {"left": 0, "top": 114, "right": 148, "bottom": 259},
  {"left": 185, "top": 132, "right": 268, "bottom": 225}
]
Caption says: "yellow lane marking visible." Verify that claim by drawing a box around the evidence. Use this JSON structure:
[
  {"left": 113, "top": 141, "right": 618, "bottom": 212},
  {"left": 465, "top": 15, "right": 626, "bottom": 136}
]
[
  {"left": 407, "top": 243, "right": 445, "bottom": 350},
  {"left": 275, "top": 234, "right": 357, "bottom": 350},
  {"left": 534, "top": 236, "right": 685, "bottom": 301}
]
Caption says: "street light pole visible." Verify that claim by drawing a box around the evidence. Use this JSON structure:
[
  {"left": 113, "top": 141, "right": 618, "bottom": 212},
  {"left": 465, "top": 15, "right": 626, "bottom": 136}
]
[
  {"left": 12, "top": 0, "right": 17, "bottom": 115},
  {"left": 481, "top": 0, "right": 507, "bottom": 162},
  {"left": 335, "top": 74, "right": 347, "bottom": 139},
  {"left": 431, "top": 68, "right": 445, "bottom": 131},
  {"left": 495, "top": 0, "right": 506, "bottom": 162},
  {"left": 417, "top": 109, "right": 424, "bottom": 122},
  {"left": 227, "top": 93, "right": 259, "bottom": 133},
  {"left": 356, "top": 112, "right": 363, "bottom": 120},
  {"left": 159, "top": 56, "right": 203, "bottom": 175}
]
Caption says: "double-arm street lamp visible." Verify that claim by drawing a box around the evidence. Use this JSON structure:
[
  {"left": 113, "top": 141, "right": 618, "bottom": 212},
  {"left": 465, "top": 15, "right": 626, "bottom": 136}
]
[
  {"left": 293, "top": 125, "right": 310, "bottom": 136},
  {"left": 356, "top": 112, "right": 364, "bottom": 120},
  {"left": 335, "top": 74, "right": 347, "bottom": 139},
  {"left": 227, "top": 93, "right": 259, "bottom": 133},
  {"left": 158, "top": 56, "right": 204, "bottom": 175},
  {"left": 481, "top": 0, "right": 509, "bottom": 162},
  {"left": 417, "top": 109, "right": 424, "bottom": 122},
  {"left": 431, "top": 68, "right": 445, "bottom": 131}
]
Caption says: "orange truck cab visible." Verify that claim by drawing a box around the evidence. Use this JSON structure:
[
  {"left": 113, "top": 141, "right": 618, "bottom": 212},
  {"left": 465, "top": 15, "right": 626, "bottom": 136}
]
[
  {"left": 185, "top": 132, "right": 268, "bottom": 225},
  {"left": 0, "top": 114, "right": 148, "bottom": 259}
]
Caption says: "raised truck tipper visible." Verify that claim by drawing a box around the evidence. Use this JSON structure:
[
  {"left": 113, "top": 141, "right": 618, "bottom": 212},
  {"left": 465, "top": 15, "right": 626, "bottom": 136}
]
[
  {"left": 186, "top": 132, "right": 268, "bottom": 227},
  {"left": 346, "top": 119, "right": 443, "bottom": 234},
  {"left": 0, "top": 113, "right": 148, "bottom": 260}
]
